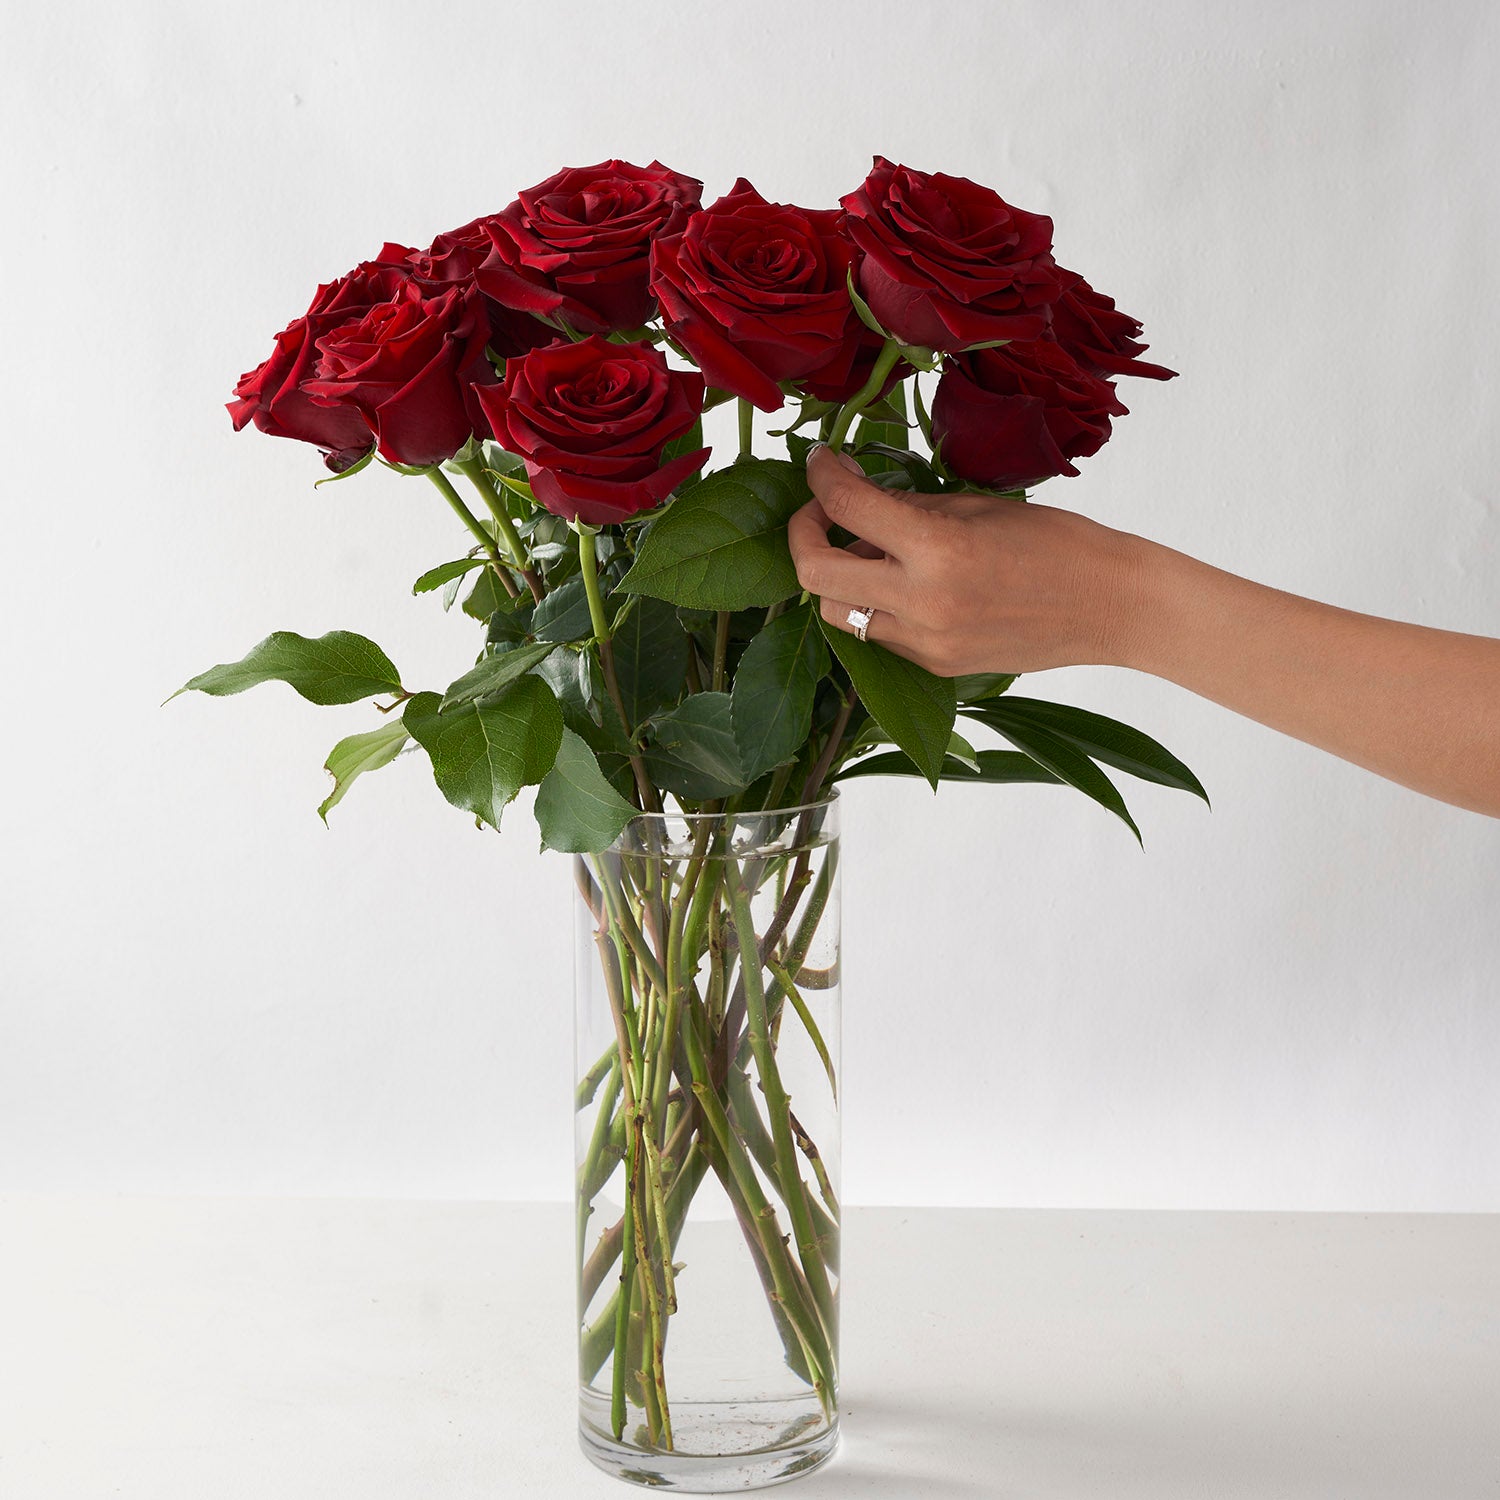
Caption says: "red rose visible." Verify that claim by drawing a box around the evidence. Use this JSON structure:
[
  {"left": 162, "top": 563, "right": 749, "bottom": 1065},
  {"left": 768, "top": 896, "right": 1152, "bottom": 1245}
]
[
  {"left": 409, "top": 216, "right": 559, "bottom": 359},
  {"left": 1051, "top": 272, "right": 1176, "bottom": 381},
  {"left": 476, "top": 161, "right": 702, "bottom": 335},
  {"left": 841, "top": 156, "right": 1063, "bottom": 352},
  {"left": 650, "top": 179, "right": 868, "bottom": 412},
  {"left": 227, "top": 244, "right": 413, "bottom": 470},
  {"left": 301, "top": 279, "right": 497, "bottom": 468},
  {"left": 931, "top": 340, "right": 1126, "bottom": 490},
  {"left": 474, "top": 336, "right": 708, "bottom": 525}
]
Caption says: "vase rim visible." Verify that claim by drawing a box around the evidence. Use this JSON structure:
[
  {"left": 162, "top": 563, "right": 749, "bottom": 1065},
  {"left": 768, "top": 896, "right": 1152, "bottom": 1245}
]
[{"left": 620, "top": 788, "right": 840, "bottom": 823}]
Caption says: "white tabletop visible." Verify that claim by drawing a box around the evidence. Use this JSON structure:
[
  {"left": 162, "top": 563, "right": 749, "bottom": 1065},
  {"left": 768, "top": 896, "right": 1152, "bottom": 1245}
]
[{"left": 1, "top": 1196, "right": 1495, "bottom": 1498}]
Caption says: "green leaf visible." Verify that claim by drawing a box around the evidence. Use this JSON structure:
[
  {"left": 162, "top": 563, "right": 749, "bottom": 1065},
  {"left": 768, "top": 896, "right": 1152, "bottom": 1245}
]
[
  {"left": 730, "top": 603, "right": 829, "bottom": 780},
  {"left": 845, "top": 267, "right": 888, "bottom": 340},
  {"left": 531, "top": 576, "right": 596, "bottom": 643},
  {"left": 611, "top": 595, "right": 690, "bottom": 725},
  {"left": 403, "top": 678, "right": 563, "bottom": 830},
  {"left": 853, "top": 383, "right": 909, "bottom": 475},
  {"left": 966, "top": 697, "right": 1209, "bottom": 804},
  {"left": 461, "top": 567, "right": 509, "bottom": 622},
  {"left": 413, "top": 556, "right": 486, "bottom": 595},
  {"left": 835, "top": 748, "right": 1065, "bottom": 785},
  {"left": 645, "top": 692, "right": 748, "bottom": 799},
  {"left": 953, "top": 672, "right": 1018, "bottom": 702},
  {"left": 486, "top": 594, "right": 536, "bottom": 645},
  {"left": 439, "top": 640, "right": 556, "bottom": 711},
  {"left": 817, "top": 620, "right": 956, "bottom": 789},
  {"left": 534, "top": 727, "right": 639, "bottom": 853},
  {"left": 619, "top": 458, "right": 809, "bottom": 609},
  {"left": 173, "top": 631, "right": 401, "bottom": 706},
  {"left": 312, "top": 445, "right": 376, "bottom": 487},
  {"left": 317, "top": 720, "right": 409, "bottom": 823},
  {"left": 969, "top": 713, "right": 1142, "bottom": 842}
]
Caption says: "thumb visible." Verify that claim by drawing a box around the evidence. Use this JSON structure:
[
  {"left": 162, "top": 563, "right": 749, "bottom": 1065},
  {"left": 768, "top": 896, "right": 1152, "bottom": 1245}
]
[{"left": 808, "top": 442, "right": 868, "bottom": 479}]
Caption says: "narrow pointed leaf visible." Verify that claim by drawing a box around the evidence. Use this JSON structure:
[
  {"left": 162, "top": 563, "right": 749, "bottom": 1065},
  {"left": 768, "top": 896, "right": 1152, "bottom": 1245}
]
[
  {"left": 835, "top": 749, "right": 1064, "bottom": 784},
  {"left": 534, "top": 728, "right": 639, "bottom": 853},
  {"left": 818, "top": 619, "right": 956, "bottom": 788},
  {"left": 973, "top": 715, "right": 1142, "bottom": 842},
  {"left": 318, "top": 721, "right": 409, "bottom": 823},
  {"left": 967, "top": 697, "right": 1209, "bottom": 803},
  {"left": 173, "top": 630, "right": 401, "bottom": 705}
]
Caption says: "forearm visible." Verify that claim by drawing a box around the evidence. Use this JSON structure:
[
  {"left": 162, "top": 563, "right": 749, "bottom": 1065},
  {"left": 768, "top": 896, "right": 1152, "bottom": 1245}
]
[{"left": 1117, "top": 539, "right": 1500, "bottom": 817}]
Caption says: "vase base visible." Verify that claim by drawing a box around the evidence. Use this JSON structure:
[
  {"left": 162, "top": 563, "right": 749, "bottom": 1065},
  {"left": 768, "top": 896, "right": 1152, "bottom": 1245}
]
[{"left": 578, "top": 1399, "right": 839, "bottom": 1492}]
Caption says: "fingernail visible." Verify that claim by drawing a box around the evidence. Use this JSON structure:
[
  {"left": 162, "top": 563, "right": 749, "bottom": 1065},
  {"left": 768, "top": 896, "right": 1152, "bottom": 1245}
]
[
  {"left": 833, "top": 449, "right": 865, "bottom": 475},
  {"left": 806, "top": 441, "right": 827, "bottom": 465}
]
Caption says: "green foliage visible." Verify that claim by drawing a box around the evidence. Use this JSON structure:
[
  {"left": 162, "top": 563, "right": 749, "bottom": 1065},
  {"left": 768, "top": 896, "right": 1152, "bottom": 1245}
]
[
  {"left": 965, "top": 698, "right": 1209, "bottom": 803},
  {"left": 953, "top": 672, "right": 1018, "bottom": 702},
  {"left": 534, "top": 727, "right": 639, "bottom": 853},
  {"left": 852, "top": 383, "right": 910, "bottom": 476},
  {"left": 403, "top": 677, "right": 563, "bottom": 830},
  {"left": 611, "top": 596, "right": 690, "bottom": 725},
  {"left": 818, "top": 619, "right": 956, "bottom": 789},
  {"left": 835, "top": 748, "right": 1065, "bottom": 785},
  {"left": 173, "top": 631, "right": 401, "bottom": 706},
  {"left": 318, "top": 721, "right": 409, "bottom": 823},
  {"left": 461, "top": 567, "right": 510, "bottom": 622},
  {"left": 531, "top": 576, "right": 597, "bottom": 643},
  {"left": 645, "top": 692, "right": 748, "bottom": 800},
  {"left": 730, "top": 604, "right": 830, "bottom": 781},
  {"left": 439, "top": 640, "right": 556, "bottom": 711},
  {"left": 619, "top": 458, "right": 810, "bottom": 609},
  {"left": 413, "top": 557, "right": 485, "bottom": 595}
]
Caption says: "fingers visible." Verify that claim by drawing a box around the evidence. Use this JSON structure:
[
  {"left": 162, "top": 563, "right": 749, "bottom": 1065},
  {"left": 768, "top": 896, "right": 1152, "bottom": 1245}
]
[
  {"left": 806, "top": 443, "right": 936, "bottom": 555},
  {"left": 817, "top": 593, "right": 903, "bottom": 648},
  {"left": 788, "top": 497, "right": 904, "bottom": 608}
]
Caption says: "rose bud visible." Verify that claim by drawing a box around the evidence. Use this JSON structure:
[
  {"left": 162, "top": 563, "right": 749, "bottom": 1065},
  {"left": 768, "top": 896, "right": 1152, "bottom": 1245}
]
[
  {"left": 476, "top": 160, "right": 702, "bottom": 336},
  {"left": 650, "top": 179, "right": 870, "bottom": 412},
  {"left": 841, "top": 156, "right": 1063, "bottom": 353},
  {"left": 474, "top": 336, "right": 709, "bottom": 525},
  {"left": 931, "top": 339, "right": 1127, "bottom": 491},
  {"left": 227, "top": 244, "right": 414, "bottom": 470},
  {"left": 300, "top": 279, "right": 497, "bottom": 468}
]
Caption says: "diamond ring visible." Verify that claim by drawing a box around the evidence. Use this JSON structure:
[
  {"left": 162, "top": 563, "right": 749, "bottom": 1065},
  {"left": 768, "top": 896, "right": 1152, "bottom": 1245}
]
[{"left": 846, "top": 605, "right": 876, "bottom": 643}]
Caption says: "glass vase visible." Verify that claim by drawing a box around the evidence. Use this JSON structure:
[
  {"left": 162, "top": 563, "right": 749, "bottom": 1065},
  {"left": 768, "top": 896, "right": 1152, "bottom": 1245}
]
[{"left": 573, "top": 796, "right": 841, "bottom": 1491}]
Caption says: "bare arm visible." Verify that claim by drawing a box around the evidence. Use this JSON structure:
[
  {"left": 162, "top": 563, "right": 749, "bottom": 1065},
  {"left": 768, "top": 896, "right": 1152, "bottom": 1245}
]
[
  {"left": 790, "top": 445, "right": 1500, "bottom": 818},
  {"left": 1117, "top": 541, "right": 1500, "bottom": 816}
]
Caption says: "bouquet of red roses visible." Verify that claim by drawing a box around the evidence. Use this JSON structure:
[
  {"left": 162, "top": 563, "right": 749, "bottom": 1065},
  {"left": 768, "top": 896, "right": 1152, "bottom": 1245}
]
[{"left": 180, "top": 157, "right": 1201, "bottom": 1487}]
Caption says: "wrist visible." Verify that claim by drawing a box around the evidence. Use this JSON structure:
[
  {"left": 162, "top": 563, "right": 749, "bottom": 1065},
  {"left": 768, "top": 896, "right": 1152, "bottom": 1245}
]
[{"left": 1095, "top": 530, "right": 1182, "bottom": 673}]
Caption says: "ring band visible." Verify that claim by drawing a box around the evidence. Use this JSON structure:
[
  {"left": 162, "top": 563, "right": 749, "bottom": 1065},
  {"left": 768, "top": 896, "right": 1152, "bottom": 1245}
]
[{"left": 846, "top": 605, "right": 876, "bottom": 643}]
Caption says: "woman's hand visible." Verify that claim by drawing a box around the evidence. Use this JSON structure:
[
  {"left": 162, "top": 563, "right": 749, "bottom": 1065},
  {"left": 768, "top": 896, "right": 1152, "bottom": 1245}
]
[
  {"left": 789, "top": 444, "right": 1145, "bottom": 676},
  {"left": 790, "top": 444, "right": 1500, "bottom": 817}
]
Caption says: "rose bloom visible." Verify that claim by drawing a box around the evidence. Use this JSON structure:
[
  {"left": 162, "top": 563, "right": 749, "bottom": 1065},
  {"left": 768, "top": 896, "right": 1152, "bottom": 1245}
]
[
  {"left": 227, "top": 244, "right": 414, "bottom": 470},
  {"left": 476, "top": 160, "right": 702, "bottom": 335},
  {"left": 650, "top": 178, "right": 869, "bottom": 412},
  {"left": 841, "top": 156, "right": 1062, "bottom": 352},
  {"left": 1050, "top": 271, "right": 1177, "bottom": 382},
  {"left": 408, "top": 216, "right": 560, "bottom": 359},
  {"left": 300, "top": 279, "right": 497, "bottom": 468},
  {"left": 931, "top": 339, "right": 1127, "bottom": 490},
  {"left": 474, "top": 336, "right": 709, "bottom": 525}
]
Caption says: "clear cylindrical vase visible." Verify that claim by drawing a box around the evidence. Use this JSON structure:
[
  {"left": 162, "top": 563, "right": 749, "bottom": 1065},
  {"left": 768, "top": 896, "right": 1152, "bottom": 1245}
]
[{"left": 573, "top": 796, "right": 841, "bottom": 1491}]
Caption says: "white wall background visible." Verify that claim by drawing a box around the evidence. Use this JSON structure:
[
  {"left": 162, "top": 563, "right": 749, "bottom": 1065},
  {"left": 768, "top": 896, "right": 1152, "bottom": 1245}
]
[{"left": 2, "top": 0, "right": 1496, "bottom": 1212}]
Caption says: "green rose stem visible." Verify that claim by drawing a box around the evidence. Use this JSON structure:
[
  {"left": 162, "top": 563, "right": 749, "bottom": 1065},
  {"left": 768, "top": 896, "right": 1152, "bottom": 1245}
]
[
  {"left": 425, "top": 469, "right": 519, "bottom": 599},
  {"left": 712, "top": 611, "right": 732, "bottom": 693},
  {"left": 738, "top": 397, "right": 754, "bottom": 459},
  {"left": 723, "top": 860, "right": 838, "bottom": 1342},
  {"left": 824, "top": 337, "right": 904, "bottom": 451},
  {"left": 453, "top": 456, "right": 544, "bottom": 603},
  {"left": 578, "top": 527, "right": 661, "bottom": 816}
]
